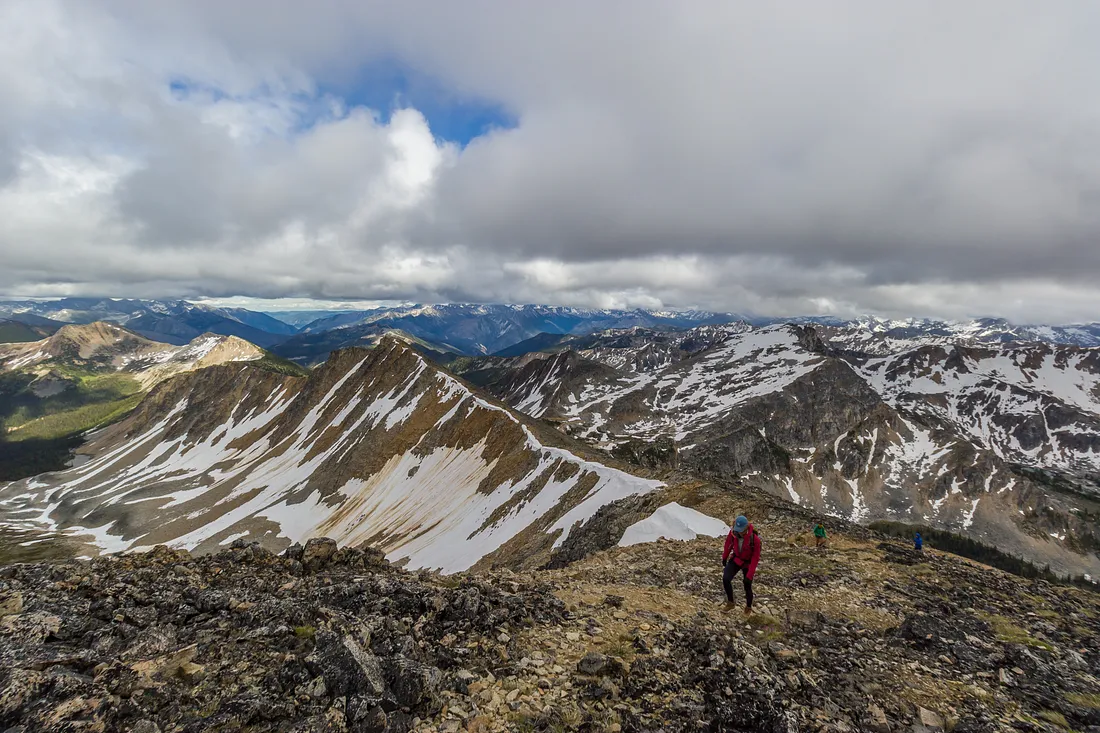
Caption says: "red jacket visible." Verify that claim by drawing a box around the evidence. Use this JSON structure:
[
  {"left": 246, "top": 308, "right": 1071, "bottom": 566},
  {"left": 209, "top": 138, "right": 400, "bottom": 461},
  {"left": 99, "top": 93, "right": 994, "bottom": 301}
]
[{"left": 723, "top": 525, "right": 762, "bottom": 580}]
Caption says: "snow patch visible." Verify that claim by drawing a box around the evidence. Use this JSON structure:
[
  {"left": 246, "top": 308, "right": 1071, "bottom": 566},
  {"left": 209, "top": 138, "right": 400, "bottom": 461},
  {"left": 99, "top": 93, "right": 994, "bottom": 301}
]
[{"left": 619, "top": 503, "right": 729, "bottom": 547}]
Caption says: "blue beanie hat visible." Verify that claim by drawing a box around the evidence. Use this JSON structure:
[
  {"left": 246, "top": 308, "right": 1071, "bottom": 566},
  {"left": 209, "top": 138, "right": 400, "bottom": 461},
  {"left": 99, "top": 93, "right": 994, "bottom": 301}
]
[{"left": 733, "top": 515, "right": 748, "bottom": 533}]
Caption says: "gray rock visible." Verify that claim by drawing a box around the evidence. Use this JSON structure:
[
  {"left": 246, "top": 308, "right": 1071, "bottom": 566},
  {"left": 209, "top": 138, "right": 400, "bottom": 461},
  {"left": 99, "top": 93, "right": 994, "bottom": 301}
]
[
  {"left": 303, "top": 537, "right": 339, "bottom": 571},
  {"left": 386, "top": 657, "right": 442, "bottom": 708},
  {"left": 786, "top": 609, "right": 822, "bottom": 629},
  {"left": 576, "top": 652, "right": 627, "bottom": 678},
  {"left": 915, "top": 706, "right": 945, "bottom": 732},
  {"left": 347, "top": 696, "right": 388, "bottom": 733},
  {"left": 308, "top": 631, "right": 387, "bottom": 699},
  {"left": 865, "top": 703, "right": 890, "bottom": 733}
]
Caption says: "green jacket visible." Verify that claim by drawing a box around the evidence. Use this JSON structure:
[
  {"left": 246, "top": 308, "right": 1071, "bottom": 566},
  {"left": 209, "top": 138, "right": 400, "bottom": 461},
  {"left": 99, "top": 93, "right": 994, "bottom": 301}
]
[{"left": 813, "top": 525, "right": 827, "bottom": 538}]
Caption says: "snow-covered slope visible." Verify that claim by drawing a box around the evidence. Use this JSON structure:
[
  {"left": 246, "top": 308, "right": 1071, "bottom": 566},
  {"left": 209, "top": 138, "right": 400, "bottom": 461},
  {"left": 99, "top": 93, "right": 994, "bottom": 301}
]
[
  {"left": 818, "top": 317, "right": 1100, "bottom": 355},
  {"left": 469, "top": 324, "right": 1100, "bottom": 575},
  {"left": 550, "top": 325, "right": 825, "bottom": 444},
  {"left": 858, "top": 342, "right": 1100, "bottom": 473},
  {"left": 0, "top": 339, "right": 662, "bottom": 571}
]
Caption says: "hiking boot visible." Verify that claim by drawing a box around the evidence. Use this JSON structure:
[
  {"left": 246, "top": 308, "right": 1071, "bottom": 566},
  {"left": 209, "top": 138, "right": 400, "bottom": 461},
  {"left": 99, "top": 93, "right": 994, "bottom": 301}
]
[
  {"left": 722, "top": 601, "right": 737, "bottom": 611},
  {"left": 743, "top": 607, "right": 753, "bottom": 617}
]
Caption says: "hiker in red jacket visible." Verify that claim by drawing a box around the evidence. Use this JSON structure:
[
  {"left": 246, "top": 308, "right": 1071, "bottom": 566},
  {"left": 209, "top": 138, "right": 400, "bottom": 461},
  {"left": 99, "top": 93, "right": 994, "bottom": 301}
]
[{"left": 722, "top": 515, "right": 761, "bottom": 614}]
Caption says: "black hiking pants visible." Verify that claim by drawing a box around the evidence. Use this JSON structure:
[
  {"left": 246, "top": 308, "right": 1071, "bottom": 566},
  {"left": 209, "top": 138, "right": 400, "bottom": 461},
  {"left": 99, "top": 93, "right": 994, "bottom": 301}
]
[{"left": 723, "top": 561, "right": 753, "bottom": 608}]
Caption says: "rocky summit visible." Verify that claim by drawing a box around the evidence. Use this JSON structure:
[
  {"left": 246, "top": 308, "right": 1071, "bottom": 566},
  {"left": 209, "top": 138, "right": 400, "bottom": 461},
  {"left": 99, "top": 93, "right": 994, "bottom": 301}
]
[{"left": 2, "top": 497, "right": 1099, "bottom": 733}]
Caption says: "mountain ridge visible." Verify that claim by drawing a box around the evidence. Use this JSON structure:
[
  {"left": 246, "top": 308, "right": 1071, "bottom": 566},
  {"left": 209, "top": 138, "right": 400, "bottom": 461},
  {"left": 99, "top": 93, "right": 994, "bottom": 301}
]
[
  {"left": 0, "top": 338, "right": 664, "bottom": 571},
  {"left": 456, "top": 323, "right": 1100, "bottom": 575},
  {"left": 0, "top": 299, "right": 299, "bottom": 348}
]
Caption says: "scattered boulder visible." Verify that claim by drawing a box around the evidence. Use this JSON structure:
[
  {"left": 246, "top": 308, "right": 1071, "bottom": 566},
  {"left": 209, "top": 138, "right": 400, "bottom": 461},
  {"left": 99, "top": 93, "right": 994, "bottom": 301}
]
[
  {"left": 386, "top": 657, "right": 442, "bottom": 709},
  {"left": 865, "top": 703, "right": 890, "bottom": 733},
  {"left": 786, "top": 609, "right": 823, "bottom": 629},
  {"left": 915, "top": 706, "right": 946, "bottom": 732},
  {"left": 0, "top": 531, "right": 1096, "bottom": 733},
  {"left": 307, "top": 631, "right": 387, "bottom": 699},
  {"left": 130, "top": 644, "right": 202, "bottom": 685},
  {"left": 577, "top": 652, "right": 628, "bottom": 678},
  {"left": 302, "top": 537, "right": 338, "bottom": 571}
]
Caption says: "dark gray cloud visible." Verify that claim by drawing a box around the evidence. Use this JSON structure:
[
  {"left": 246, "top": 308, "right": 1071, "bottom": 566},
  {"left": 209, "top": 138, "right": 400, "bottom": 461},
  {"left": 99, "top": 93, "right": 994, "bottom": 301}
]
[{"left": 2, "top": 0, "right": 1100, "bottom": 322}]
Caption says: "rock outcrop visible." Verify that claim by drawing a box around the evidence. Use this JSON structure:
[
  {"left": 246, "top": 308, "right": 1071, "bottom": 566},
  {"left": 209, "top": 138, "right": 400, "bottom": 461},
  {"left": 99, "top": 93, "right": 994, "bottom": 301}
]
[{"left": 2, "top": 519, "right": 1098, "bottom": 732}]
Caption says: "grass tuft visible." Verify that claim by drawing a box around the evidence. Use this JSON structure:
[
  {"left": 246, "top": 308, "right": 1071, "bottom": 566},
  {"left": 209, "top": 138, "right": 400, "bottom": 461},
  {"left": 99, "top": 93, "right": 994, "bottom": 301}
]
[
  {"left": 1037, "top": 710, "right": 1070, "bottom": 729},
  {"left": 1067, "top": 692, "right": 1100, "bottom": 709},
  {"left": 978, "top": 612, "right": 1055, "bottom": 652}
]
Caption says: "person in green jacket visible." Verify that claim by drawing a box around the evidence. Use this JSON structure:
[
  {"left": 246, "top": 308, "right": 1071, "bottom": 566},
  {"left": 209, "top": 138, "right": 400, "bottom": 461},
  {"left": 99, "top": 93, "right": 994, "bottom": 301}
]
[{"left": 813, "top": 523, "right": 828, "bottom": 548}]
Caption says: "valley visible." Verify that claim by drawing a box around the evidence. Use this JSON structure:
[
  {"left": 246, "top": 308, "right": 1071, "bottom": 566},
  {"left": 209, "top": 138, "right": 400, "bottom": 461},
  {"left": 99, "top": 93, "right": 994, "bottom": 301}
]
[{"left": 0, "top": 323, "right": 293, "bottom": 481}]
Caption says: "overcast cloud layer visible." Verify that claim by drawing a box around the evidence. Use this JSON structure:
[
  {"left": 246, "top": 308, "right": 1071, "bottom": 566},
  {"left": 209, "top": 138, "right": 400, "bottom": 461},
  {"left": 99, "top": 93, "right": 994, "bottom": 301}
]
[{"left": 2, "top": 1, "right": 1100, "bottom": 321}]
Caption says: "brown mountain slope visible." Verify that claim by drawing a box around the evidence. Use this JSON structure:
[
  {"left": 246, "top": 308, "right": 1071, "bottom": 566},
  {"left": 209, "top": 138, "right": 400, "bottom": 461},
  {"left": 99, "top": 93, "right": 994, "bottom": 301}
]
[{"left": 0, "top": 339, "right": 663, "bottom": 570}]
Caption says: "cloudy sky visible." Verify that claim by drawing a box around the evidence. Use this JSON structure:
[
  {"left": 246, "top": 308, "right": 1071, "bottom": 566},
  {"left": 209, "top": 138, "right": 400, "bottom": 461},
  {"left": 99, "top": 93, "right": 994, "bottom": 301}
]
[{"left": 2, "top": 1, "right": 1100, "bottom": 321}]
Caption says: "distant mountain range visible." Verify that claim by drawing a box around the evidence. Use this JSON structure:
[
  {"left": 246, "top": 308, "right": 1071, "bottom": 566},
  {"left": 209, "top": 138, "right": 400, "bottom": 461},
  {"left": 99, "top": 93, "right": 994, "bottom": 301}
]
[
  {"left": 1, "top": 309, "right": 1099, "bottom": 576},
  {"left": 0, "top": 298, "right": 297, "bottom": 348},
  {"left": 271, "top": 304, "right": 744, "bottom": 364},
  {"left": 815, "top": 316, "right": 1100, "bottom": 354},
  {"left": 4, "top": 298, "right": 1100, "bottom": 361}
]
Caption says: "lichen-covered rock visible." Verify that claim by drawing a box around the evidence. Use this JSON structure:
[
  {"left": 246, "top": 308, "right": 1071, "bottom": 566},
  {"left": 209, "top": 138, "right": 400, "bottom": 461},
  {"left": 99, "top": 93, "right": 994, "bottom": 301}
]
[
  {"left": 0, "top": 526, "right": 1097, "bottom": 733},
  {"left": 306, "top": 631, "right": 386, "bottom": 699},
  {"left": 302, "top": 537, "right": 338, "bottom": 571},
  {"left": 0, "top": 542, "right": 564, "bottom": 732},
  {"left": 576, "top": 652, "right": 627, "bottom": 679}
]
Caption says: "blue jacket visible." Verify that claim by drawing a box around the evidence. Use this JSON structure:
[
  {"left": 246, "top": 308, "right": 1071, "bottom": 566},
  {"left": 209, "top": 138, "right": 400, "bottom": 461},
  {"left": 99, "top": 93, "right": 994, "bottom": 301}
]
[{"left": 914, "top": 534, "right": 923, "bottom": 550}]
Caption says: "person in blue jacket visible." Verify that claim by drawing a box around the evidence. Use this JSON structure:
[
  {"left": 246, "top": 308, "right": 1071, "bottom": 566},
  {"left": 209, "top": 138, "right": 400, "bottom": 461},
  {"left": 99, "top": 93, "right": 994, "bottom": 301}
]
[{"left": 914, "top": 532, "right": 923, "bottom": 551}]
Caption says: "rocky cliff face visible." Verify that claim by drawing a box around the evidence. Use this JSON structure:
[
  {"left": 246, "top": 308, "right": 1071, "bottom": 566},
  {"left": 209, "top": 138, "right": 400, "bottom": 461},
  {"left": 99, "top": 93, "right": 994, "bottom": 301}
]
[
  {"left": 856, "top": 342, "right": 1100, "bottom": 479},
  {"left": 463, "top": 325, "right": 1100, "bottom": 576},
  {"left": 0, "top": 339, "right": 662, "bottom": 571}
]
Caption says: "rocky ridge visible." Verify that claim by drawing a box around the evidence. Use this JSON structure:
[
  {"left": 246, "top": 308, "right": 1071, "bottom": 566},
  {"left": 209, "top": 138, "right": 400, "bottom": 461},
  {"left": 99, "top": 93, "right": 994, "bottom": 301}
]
[{"left": 2, "top": 490, "right": 1098, "bottom": 733}]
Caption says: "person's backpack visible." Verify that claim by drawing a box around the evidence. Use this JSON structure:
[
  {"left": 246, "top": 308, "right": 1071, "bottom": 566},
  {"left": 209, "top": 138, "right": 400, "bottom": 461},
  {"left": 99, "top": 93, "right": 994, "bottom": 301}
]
[{"left": 748, "top": 530, "right": 761, "bottom": 557}]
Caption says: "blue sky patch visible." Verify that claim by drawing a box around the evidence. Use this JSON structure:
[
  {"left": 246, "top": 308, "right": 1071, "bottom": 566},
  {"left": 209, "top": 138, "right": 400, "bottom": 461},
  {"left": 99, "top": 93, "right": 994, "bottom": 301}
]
[
  {"left": 323, "top": 58, "right": 517, "bottom": 146},
  {"left": 168, "top": 62, "right": 517, "bottom": 147}
]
